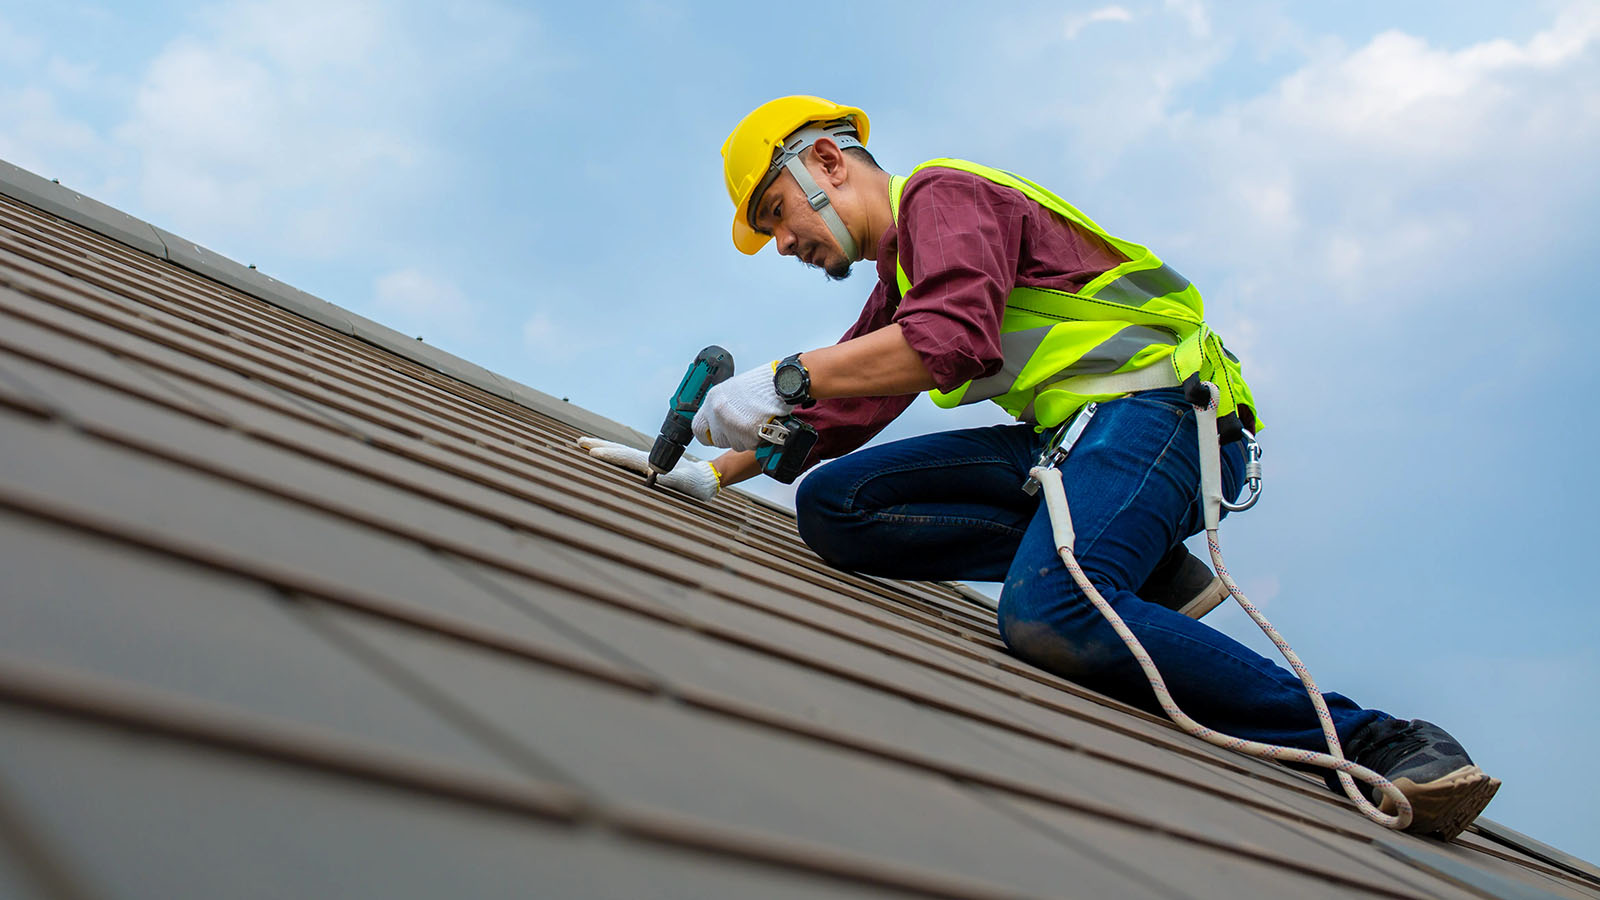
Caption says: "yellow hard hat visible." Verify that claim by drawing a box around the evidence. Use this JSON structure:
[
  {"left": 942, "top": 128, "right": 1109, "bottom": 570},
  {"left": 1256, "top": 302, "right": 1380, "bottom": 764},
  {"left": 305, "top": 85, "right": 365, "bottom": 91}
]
[{"left": 722, "top": 95, "right": 870, "bottom": 255}]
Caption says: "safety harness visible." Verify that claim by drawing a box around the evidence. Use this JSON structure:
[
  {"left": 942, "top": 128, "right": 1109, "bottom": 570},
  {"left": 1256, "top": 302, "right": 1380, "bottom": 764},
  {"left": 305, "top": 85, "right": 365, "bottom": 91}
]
[{"left": 1029, "top": 382, "right": 1415, "bottom": 831}]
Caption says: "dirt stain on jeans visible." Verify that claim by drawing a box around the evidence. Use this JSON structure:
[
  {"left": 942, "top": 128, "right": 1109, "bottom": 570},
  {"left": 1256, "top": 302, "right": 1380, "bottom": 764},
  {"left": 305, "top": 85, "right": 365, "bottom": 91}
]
[{"left": 999, "top": 616, "right": 1123, "bottom": 681}]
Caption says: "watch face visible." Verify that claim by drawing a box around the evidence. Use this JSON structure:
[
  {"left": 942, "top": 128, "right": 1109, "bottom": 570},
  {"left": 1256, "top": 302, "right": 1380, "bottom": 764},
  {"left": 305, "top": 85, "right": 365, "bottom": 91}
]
[{"left": 775, "top": 365, "right": 806, "bottom": 397}]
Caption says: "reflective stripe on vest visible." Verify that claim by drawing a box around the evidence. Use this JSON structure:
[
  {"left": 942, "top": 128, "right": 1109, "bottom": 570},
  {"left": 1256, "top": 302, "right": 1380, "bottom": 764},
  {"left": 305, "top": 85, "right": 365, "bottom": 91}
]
[
  {"left": 888, "top": 158, "right": 1259, "bottom": 433},
  {"left": 1094, "top": 264, "right": 1191, "bottom": 307},
  {"left": 962, "top": 324, "right": 1179, "bottom": 405}
]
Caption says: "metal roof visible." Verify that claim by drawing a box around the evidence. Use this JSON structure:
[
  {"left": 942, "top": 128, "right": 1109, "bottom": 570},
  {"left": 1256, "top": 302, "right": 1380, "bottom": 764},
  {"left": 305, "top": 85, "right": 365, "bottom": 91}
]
[{"left": 1, "top": 159, "right": 1596, "bottom": 900}]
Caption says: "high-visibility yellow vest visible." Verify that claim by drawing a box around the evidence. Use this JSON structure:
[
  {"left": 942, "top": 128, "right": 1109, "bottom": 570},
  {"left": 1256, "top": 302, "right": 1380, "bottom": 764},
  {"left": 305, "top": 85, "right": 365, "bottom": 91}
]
[{"left": 889, "top": 159, "right": 1259, "bottom": 438}]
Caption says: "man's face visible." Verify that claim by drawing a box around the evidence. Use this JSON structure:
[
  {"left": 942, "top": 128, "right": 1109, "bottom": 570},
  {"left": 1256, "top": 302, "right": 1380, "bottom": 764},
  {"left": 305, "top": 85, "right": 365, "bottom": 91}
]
[{"left": 750, "top": 168, "right": 853, "bottom": 281}]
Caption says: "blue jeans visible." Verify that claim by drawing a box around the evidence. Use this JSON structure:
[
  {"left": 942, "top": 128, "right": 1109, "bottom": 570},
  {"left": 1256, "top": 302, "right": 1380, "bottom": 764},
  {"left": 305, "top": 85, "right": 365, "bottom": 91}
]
[{"left": 796, "top": 388, "right": 1387, "bottom": 752}]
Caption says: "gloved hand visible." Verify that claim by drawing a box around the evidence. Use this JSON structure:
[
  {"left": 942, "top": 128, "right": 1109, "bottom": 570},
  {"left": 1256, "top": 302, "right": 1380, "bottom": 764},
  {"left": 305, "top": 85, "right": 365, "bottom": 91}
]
[
  {"left": 575, "top": 437, "right": 721, "bottom": 502},
  {"left": 691, "top": 362, "right": 795, "bottom": 451}
]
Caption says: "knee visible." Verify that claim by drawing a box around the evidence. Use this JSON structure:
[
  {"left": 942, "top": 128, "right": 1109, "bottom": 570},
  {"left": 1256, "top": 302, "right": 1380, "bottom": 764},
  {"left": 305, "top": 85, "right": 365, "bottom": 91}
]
[
  {"left": 794, "top": 464, "right": 860, "bottom": 570},
  {"left": 998, "top": 591, "right": 1127, "bottom": 681}
]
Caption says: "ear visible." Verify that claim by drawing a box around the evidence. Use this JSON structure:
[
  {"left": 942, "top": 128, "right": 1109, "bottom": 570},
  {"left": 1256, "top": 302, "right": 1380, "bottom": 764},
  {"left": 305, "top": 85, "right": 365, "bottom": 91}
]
[{"left": 810, "top": 137, "right": 848, "bottom": 187}]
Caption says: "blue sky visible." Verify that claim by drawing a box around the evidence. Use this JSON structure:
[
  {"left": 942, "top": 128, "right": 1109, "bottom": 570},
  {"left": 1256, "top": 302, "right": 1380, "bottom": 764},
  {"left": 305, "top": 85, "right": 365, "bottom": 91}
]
[{"left": 3, "top": 0, "right": 1597, "bottom": 861}]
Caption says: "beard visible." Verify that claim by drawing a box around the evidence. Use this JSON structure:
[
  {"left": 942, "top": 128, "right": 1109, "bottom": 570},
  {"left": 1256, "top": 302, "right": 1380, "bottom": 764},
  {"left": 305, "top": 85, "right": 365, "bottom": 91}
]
[{"left": 796, "top": 239, "right": 854, "bottom": 281}]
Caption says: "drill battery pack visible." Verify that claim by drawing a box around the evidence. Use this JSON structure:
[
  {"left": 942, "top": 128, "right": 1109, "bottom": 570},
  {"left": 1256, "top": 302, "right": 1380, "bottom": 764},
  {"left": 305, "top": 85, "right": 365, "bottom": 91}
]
[{"left": 754, "top": 417, "right": 817, "bottom": 484}]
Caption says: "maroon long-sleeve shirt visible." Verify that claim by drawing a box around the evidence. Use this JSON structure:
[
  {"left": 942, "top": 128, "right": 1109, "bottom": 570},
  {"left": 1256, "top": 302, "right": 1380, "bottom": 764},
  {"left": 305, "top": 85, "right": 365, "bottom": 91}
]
[{"left": 795, "top": 166, "right": 1126, "bottom": 467}]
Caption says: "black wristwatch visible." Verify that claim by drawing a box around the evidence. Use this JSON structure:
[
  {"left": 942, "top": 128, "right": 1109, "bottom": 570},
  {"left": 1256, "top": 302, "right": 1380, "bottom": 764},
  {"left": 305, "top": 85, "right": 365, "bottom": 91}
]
[{"left": 773, "top": 353, "right": 815, "bottom": 408}]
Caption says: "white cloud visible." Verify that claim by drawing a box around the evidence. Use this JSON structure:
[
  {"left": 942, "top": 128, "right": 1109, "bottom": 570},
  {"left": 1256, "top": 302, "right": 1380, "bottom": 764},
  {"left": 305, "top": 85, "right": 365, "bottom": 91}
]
[
  {"left": 112, "top": 0, "right": 425, "bottom": 256},
  {"left": 1265, "top": 5, "right": 1600, "bottom": 158},
  {"left": 1067, "top": 0, "right": 1600, "bottom": 322},
  {"left": 24, "top": 0, "right": 545, "bottom": 266},
  {"left": 1064, "top": 6, "right": 1133, "bottom": 40},
  {"left": 372, "top": 268, "right": 476, "bottom": 340}
]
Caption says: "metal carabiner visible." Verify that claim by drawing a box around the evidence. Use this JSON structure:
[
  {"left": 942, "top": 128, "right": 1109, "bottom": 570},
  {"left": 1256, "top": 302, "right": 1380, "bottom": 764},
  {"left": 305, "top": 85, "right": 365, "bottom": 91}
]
[
  {"left": 1022, "top": 402, "right": 1098, "bottom": 495},
  {"left": 1222, "top": 428, "right": 1263, "bottom": 512}
]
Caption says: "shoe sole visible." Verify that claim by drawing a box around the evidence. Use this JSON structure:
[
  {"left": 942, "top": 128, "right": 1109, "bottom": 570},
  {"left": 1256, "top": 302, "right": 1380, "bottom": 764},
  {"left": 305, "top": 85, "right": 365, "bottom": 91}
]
[
  {"left": 1380, "top": 765, "right": 1502, "bottom": 841},
  {"left": 1176, "top": 576, "right": 1231, "bottom": 619}
]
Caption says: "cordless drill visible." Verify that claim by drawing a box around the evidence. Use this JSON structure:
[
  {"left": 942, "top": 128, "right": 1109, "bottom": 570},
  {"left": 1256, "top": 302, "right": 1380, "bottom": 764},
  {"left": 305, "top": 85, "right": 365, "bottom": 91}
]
[
  {"left": 647, "top": 347, "right": 819, "bottom": 487},
  {"left": 647, "top": 345, "right": 733, "bottom": 488}
]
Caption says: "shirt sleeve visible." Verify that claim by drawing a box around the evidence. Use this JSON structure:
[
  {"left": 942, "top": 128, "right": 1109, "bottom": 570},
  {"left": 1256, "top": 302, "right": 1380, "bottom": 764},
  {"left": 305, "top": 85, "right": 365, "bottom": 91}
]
[
  {"left": 891, "top": 169, "right": 1027, "bottom": 391},
  {"left": 792, "top": 280, "right": 916, "bottom": 468}
]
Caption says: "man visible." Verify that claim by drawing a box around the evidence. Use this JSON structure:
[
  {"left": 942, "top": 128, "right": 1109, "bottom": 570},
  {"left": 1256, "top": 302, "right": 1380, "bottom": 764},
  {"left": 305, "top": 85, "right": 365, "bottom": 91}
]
[{"left": 579, "top": 95, "right": 1499, "bottom": 839}]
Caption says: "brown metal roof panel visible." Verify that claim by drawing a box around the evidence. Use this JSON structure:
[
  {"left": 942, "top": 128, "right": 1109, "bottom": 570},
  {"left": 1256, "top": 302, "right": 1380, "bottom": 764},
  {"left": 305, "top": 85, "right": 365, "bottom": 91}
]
[
  {"left": 0, "top": 309, "right": 231, "bottom": 426},
  {"left": 1224, "top": 809, "right": 1497, "bottom": 900},
  {"left": 1469, "top": 823, "right": 1600, "bottom": 889},
  {"left": 443, "top": 552, "right": 1292, "bottom": 828},
  {"left": 0, "top": 801, "right": 64, "bottom": 900},
  {"left": 0, "top": 707, "right": 932, "bottom": 900},
  {"left": 929, "top": 666, "right": 1343, "bottom": 801},
  {"left": 0, "top": 508, "right": 557, "bottom": 784},
  {"left": 494, "top": 538, "right": 1351, "bottom": 830},
  {"left": 1, "top": 259, "right": 757, "bottom": 575},
  {"left": 939, "top": 713, "right": 1360, "bottom": 848},
  {"left": 1, "top": 237, "right": 667, "bottom": 529},
  {"left": 989, "top": 792, "right": 1427, "bottom": 900},
  {"left": 0, "top": 286, "right": 744, "bottom": 567},
  {"left": 0, "top": 295, "right": 729, "bottom": 556},
  {"left": 0, "top": 346, "right": 762, "bottom": 628},
  {"left": 0, "top": 365, "right": 55, "bottom": 421},
  {"left": 0, "top": 289, "right": 351, "bottom": 436},
  {"left": 530, "top": 550, "right": 1342, "bottom": 825},
  {"left": 1376, "top": 838, "right": 1596, "bottom": 900},
  {"left": 318, "top": 609, "right": 1198, "bottom": 899},
  {"left": 562, "top": 555, "right": 1022, "bottom": 698},
  {"left": 0, "top": 407, "right": 652, "bottom": 692}
]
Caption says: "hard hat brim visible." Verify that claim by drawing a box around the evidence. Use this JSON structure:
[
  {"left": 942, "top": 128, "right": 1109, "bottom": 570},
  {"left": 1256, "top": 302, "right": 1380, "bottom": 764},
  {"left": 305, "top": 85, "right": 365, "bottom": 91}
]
[{"left": 732, "top": 216, "right": 771, "bottom": 256}]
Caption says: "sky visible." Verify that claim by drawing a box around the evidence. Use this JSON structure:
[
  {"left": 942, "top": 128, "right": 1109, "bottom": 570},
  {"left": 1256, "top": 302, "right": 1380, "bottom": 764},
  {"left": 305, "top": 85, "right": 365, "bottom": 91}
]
[{"left": 3, "top": 0, "right": 1597, "bottom": 863}]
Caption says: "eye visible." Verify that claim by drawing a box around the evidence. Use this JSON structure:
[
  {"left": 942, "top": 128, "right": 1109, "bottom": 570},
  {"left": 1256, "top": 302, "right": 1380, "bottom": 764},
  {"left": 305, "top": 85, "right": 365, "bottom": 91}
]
[{"left": 771, "top": 202, "right": 782, "bottom": 221}]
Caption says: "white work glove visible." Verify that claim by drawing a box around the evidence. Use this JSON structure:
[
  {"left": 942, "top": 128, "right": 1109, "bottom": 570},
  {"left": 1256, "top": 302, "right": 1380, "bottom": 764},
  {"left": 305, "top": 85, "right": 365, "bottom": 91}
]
[
  {"left": 691, "top": 362, "right": 795, "bottom": 451},
  {"left": 575, "top": 437, "right": 722, "bottom": 502}
]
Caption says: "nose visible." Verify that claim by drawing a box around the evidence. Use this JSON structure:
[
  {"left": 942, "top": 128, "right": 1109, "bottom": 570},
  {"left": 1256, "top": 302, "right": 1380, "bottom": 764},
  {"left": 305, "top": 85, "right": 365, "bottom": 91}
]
[{"left": 774, "top": 225, "right": 798, "bottom": 256}]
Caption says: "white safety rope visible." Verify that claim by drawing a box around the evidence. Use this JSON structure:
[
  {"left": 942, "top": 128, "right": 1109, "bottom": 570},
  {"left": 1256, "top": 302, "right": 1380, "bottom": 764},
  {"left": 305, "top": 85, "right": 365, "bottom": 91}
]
[{"left": 1027, "top": 383, "right": 1414, "bottom": 830}]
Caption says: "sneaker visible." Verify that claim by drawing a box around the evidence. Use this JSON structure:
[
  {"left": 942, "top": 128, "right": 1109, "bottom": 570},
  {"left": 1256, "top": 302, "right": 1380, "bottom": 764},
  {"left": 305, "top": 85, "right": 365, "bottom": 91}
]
[
  {"left": 1138, "top": 545, "right": 1229, "bottom": 618},
  {"left": 1344, "top": 718, "right": 1502, "bottom": 840}
]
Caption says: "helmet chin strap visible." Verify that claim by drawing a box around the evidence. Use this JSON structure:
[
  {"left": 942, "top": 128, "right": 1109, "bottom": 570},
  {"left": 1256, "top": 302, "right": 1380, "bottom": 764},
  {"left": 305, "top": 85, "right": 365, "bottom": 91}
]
[
  {"left": 783, "top": 156, "right": 858, "bottom": 261},
  {"left": 751, "top": 122, "right": 863, "bottom": 262}
]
